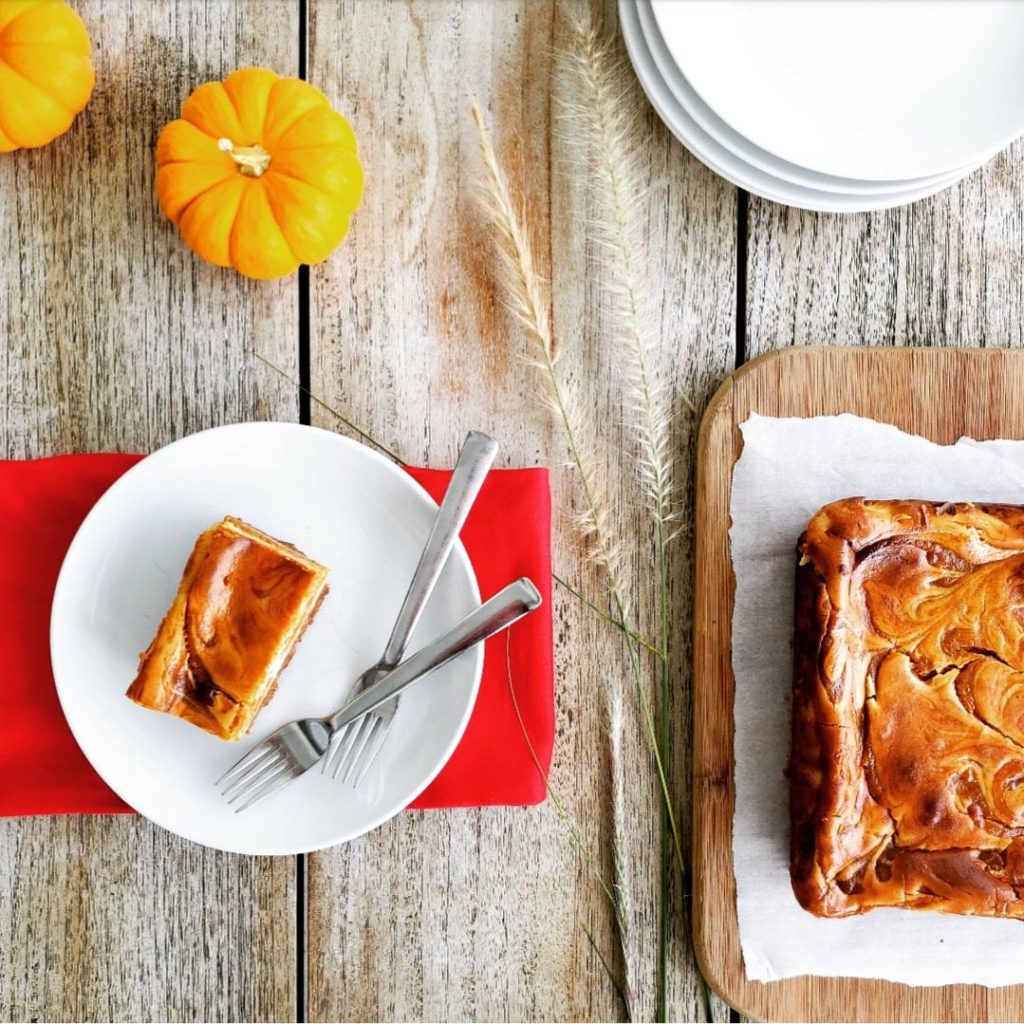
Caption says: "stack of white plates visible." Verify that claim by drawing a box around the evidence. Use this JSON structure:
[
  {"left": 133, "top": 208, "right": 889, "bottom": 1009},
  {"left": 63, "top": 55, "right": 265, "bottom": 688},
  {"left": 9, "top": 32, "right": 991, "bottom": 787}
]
[{"left": 620, "top": 0, "right": 1024, "bottom": 213}]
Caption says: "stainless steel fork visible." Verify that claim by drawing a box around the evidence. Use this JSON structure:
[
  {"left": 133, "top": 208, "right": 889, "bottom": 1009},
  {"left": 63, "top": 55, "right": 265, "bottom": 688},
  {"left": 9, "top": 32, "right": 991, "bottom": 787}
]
[
  {"left": 217, "top": 577, "right": 541, "bottom": 812},
  {"left": 323, "top": 430, "right": 498, "bottom": 783}
]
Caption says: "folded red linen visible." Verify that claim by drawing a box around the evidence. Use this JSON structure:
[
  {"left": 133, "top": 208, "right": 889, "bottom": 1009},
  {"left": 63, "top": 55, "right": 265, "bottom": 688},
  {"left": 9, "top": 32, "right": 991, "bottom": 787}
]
[{"left": 0, "top": 454, "right": 552, "bottom": 816}]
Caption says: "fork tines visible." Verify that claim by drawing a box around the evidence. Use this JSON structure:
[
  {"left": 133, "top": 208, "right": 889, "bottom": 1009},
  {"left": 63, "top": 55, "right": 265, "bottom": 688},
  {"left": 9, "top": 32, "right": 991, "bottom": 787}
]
[{"left": 217, "top": 748, "right": 297, "bottom": 813}]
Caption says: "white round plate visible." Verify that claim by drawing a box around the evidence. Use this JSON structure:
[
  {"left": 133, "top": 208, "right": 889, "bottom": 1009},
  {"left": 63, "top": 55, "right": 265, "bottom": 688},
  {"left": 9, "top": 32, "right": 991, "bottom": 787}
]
[
  {"left": 51, "top": 422, "right": 482, "bottom": 855},
  {"left": 621, "top": 0, "right": 980, "bottom": 213},
  {"left": 637, "top": 0, "right": 982, "bottom": 196},
  {"left": 649, "top": 0, "right": 1024, "bottom": 182}
]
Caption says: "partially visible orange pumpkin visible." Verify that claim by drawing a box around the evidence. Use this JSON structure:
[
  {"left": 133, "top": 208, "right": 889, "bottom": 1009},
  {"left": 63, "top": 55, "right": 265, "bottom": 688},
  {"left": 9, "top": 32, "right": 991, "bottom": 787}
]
[
  {"left": 155, "top": 67, "right": 364, "bottom": 280},
  {"left": 0, "top": 0, "right": 94, "bottom": 153}
]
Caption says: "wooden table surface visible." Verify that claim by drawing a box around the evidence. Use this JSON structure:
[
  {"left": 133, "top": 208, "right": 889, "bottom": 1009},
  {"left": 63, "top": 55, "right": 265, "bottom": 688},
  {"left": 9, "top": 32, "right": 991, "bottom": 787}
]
[{"left": 2, "top": 1, "right": 1022, "bottom": 1022}]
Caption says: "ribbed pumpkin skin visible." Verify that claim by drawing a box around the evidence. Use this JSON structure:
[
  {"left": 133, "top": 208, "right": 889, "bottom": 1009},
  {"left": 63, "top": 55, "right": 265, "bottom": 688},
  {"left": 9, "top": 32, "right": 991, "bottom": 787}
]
[
  {"left": 0, "top": 0, "right": 94, "bottom": 152},
  {"left": 155, "top": 67, "right": 364, "bottom": 280}
]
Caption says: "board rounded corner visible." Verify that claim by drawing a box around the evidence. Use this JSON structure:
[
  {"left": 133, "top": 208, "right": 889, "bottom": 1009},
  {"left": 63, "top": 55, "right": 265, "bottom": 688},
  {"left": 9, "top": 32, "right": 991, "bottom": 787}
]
[{"left": 691, "top": 925, "right": 766, "bottom": 1023}]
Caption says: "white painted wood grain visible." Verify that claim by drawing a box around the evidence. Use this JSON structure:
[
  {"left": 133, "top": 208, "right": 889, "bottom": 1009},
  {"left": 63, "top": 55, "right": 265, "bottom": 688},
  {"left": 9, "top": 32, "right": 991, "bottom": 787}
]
[
  {"left": 304, "top": 1, "right": 737, "bottom": 1020},
  {"left": 0, "top": 2, "right": 300, "bottom": 1020},
  {"left": 745, "top": 140, "right": 1024, "bottom": 356}
]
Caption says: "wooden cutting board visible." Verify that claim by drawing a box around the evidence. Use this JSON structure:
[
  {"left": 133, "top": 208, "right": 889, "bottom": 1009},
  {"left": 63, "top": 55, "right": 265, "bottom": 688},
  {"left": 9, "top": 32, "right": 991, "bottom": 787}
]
[{"left": 693, "top": 345, "right": 1024, "bottom": 1023}]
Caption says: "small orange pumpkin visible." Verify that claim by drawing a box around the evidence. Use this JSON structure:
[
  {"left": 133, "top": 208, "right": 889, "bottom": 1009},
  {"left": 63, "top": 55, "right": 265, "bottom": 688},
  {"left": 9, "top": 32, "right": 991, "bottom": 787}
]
[
  {"left": 0, "top": 0, "right": 94, "bottom": 153},
  {"left": 155, "top": 67, "right": 364, "bottom": 280}
]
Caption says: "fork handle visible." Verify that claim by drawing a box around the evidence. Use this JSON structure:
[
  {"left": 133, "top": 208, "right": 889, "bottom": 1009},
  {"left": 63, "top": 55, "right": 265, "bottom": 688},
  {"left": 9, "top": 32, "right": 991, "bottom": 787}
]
[
  {"left": 328, "top": 577, "right": 542, "bottom": 733},
  {"left": 380, "top": 431, "right": 498, "bottom": 668}
]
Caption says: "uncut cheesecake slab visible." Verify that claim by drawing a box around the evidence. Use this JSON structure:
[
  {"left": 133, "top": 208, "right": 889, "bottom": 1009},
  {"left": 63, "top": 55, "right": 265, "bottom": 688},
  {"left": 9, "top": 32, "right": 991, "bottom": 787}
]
[
  {"left": 126, "top": 517, "right": 329, "bottom": 740},
  {"left": 791, "top": 498, "right": 1024, "bottom": 919}
]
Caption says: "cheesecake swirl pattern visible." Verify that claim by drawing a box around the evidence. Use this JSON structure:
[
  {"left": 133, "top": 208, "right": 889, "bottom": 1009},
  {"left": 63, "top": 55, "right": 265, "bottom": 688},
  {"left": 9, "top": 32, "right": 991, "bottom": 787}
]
[
  {"left": 126, "top": 517, "right": 329, "bottom": 740},
  {"left": 791, "top": 499, "right": 1024, "bottom": 918}
]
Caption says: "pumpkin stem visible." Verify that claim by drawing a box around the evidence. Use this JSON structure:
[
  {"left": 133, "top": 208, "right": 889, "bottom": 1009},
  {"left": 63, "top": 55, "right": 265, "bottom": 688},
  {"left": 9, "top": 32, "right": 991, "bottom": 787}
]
[{"left": 218, "top": 137, "right": 272, "bottom": 178}]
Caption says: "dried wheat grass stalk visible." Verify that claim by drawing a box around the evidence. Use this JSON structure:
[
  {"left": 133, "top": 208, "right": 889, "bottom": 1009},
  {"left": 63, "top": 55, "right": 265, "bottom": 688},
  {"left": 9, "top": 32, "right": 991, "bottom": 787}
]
[
  {"left": 558, "top": 15, "right": 699, "bottom": 1019},
  {"left": 475, "top": 20, "right": 695, "bottom": 1010},
  {"left": 608, "top": 690, "right": 638, "bottom": 1021},
  {"left": 558, "top": 18, "right": 691, "bottom": 530},
  {"left": 471, "top": 103, "right": 622, "bottom": 584}
]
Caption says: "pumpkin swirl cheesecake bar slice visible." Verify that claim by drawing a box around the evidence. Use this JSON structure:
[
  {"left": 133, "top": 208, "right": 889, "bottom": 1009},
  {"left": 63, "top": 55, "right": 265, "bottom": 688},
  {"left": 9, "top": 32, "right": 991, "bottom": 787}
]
[
  {"left": 126, "top": 517, "right": 329, "bottom": 740},
  {"left": 791, "top": 498, "right": 1024, "bottom": 919}
]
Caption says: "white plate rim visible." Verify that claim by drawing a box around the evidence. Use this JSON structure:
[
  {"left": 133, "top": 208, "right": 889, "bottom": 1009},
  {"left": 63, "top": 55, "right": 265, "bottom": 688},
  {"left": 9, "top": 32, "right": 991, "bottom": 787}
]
[
  {"left": 636, "top": 0, "right": 988, "bottom": 196},
  {"left": 621, "top": 0, "right": 982, "bottom": 214},
  {"left": 647, "top": 0, "right": 1024, "bottom": 182},
  {"left": 49, "top": 421, "right": 484, "bottom": 855}
]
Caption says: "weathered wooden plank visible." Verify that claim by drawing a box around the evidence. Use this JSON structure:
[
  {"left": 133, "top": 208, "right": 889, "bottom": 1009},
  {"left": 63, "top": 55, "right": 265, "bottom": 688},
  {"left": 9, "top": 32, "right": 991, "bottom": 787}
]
[
  {"left": 708, "top": 992, "right": 737, "bottom": 1024},
  {"left": 305, "top": 0, "right": 736, "bottom": 1020},
  {"left": 745, "top": 141, "right": 1024, "bottom": 356},
  {"left": 0, "top": 1, "right": 300, "bottom": 1020}
]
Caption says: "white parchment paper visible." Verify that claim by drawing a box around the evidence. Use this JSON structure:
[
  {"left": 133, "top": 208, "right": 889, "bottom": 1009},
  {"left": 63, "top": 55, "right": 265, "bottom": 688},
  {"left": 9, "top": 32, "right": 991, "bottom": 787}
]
[{"left": 731, "top": 413, "right": 1024, "bottom": 986}]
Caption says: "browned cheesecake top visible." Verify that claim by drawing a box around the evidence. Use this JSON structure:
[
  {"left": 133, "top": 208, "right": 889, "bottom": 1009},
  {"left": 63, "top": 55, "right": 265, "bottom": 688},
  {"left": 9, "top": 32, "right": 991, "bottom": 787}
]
[
  {"left": 126, "top": 517, "right": 329, "bottom": 740},
  {"left": 792, "top": 499, "right": 1024, "bottom": 918}
]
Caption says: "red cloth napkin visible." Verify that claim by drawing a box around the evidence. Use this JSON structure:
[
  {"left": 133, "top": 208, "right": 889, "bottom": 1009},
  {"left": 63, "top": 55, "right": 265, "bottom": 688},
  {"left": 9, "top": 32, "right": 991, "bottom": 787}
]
[{"left": 0, "top": 454, "right": 553, "bottom": 816}]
